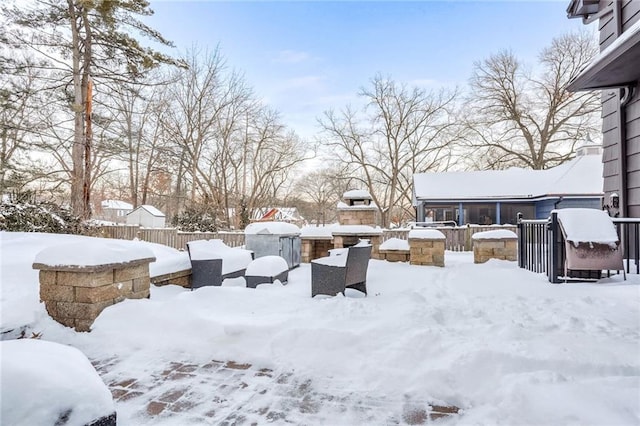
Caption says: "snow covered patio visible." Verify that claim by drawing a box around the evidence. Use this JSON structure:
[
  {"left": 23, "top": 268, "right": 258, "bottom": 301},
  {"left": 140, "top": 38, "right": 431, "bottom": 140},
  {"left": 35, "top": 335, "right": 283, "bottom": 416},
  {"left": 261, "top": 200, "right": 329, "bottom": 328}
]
[{"left": 1, "top": 232, "right": 639, "bottom": 425}]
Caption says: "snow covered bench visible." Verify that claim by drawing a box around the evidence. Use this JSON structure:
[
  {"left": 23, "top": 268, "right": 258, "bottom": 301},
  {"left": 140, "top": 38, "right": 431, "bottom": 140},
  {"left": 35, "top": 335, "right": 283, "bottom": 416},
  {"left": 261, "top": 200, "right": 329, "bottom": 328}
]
[
  {"left": 244, "top": 256, "right": 289, "bottom": 288},
  {"left": 186, "top": 239, "right": 253, "bottom": 289},
  {"left": 311, "top": 243, "right": 372, "bottom": 297}
]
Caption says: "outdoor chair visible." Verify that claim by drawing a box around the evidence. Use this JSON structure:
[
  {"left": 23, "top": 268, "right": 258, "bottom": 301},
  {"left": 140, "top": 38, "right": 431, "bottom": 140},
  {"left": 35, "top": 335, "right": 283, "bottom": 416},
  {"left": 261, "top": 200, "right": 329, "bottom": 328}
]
[
  {"left": 311, "top": 244, "right": 372, "bottom": 297},
  {"left": 186, "top": 239, "right": 253, "bottom": 289}
]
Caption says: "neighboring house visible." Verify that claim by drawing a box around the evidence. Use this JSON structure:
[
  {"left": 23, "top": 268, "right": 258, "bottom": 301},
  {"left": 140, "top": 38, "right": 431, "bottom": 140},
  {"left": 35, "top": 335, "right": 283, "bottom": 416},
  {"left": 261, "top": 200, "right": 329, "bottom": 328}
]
[
  {"left": 252, "top": 207, "right": 306, "bottom": 227},
  {"left": 126, "top": 205, "right": 166, "bottom": 228},
  {"left": 413, "top": 142, "right": 603, "bottom": 225},
  {"left": 566, "top": 0, "right": 640, "bottom": 218},
  {"left": 99, "top": 200, "right": 133, "bottom": 223}
]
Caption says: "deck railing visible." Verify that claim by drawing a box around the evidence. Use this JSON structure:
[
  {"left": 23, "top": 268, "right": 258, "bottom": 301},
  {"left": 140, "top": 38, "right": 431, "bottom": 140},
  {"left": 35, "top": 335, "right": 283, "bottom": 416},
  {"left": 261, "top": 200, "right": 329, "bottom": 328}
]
[{"left": 517, "top": 213, "right": 640, "bottom": 282}]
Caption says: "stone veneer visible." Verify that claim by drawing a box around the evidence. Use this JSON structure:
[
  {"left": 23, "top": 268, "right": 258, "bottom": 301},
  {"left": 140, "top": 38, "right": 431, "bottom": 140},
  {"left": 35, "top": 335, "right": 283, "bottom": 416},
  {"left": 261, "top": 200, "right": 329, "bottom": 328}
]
[
  {"left": 332, "top": 233, "right": 382, "bottom": 260},
  {"left": 301, "top": 237, "right": 334, "bottom": 263},
  {"left": 379, "top": 249, "right": 410, "bottom": 262},
  {"left": 337, "top": 208, "right": 378, "bottom": 226},
  {"left": 409, "top": 229, "right": 446, "bottom": 267},
  {"left": 151, "top": 269, "right": 192, "bottom": 288},
  {"left": 472, "top": 230, "right": 518, "bottom": 264},
  {"left": 34, "top": 257, "right": 155, "bottom": 332},
  {"left": 378, "top": 237, "right": 410, "bottom": 262}
]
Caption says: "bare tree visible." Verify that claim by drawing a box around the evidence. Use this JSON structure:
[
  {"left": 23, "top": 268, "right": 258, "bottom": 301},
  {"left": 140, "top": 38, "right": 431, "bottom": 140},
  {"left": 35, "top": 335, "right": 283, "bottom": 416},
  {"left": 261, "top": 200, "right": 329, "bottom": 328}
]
[
  {"left": 319, "top": 75, "right": 458, "bottom": 228},
  {"left": 294, "top": 166, "right": 353, "bottom": 225},
  {"left": 464, "top": 31, "right": 600, "bottom": 170},
  {"left": 2, "top": 0, "right": 179, "bottom": 218},
  {"left": 161, "top": 48, "right": 312, "bottom": 228}
]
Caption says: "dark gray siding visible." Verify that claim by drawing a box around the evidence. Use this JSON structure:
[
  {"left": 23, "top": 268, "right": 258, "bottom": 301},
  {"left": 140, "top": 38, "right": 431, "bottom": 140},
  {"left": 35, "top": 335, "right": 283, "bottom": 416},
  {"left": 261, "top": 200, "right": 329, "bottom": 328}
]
[
  {"left": 535, "top": 198, "right": 602, "bottom": 220},
  {"left": 597, "top": 0, "right": 640, "bottom": 217}
]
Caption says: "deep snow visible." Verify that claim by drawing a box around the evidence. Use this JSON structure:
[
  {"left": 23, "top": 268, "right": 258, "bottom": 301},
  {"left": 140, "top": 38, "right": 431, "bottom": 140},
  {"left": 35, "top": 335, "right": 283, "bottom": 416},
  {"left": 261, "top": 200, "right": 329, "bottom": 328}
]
[{"left": 1, "top": 231, "right": 639, "bottom": 425}]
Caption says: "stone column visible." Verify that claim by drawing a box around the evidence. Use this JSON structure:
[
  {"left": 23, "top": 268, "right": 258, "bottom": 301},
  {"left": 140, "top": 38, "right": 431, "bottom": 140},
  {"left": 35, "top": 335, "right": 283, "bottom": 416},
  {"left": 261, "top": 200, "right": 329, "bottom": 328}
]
[
  {"left": 472, "top": 230, "right": 518, "bottom": 264},
  {"left": 409, "top": 229, "right": 446, "bottom": 267}
]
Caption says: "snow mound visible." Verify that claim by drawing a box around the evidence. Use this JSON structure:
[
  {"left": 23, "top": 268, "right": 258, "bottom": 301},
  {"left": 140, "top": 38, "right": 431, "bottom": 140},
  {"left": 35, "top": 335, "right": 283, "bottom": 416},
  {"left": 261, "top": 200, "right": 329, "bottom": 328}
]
[
  {"left": 556, "top": 208, "right": 619, "bottom": 246},
  {"left": 380, "top": 238, "right": 410, "bottom": 251},
  {"left": 1, "top": 339, "right": 114, "bottom": 426},
  {"left": 33, "top": 240, "right": 155, "bottom": 268},
  {"left": 246, "top": 256, "right": 288, "bottom": 276},
  {"left": 408, "top": 229, "right": 446, "bottom": 240},
  {"left": 472, "top": 230, "right": 518, "bottom": 240}
]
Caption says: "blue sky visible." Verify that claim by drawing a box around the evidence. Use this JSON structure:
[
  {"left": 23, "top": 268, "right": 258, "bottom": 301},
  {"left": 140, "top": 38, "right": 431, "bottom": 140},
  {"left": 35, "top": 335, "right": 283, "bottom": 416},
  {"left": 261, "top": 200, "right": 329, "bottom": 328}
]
[{"left": 145, "top": 1, "right": 591, "bottom": 139}]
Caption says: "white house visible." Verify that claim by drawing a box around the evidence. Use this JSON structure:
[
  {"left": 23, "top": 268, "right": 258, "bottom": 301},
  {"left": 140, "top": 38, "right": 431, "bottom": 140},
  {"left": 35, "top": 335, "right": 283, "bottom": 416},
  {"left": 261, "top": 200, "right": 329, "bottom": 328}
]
[
  {"left": 99, "top": 200, "right": 133, "bottom": 223},
  {"left": 126, "top": 205, "right": 166, "bottom": 228}
]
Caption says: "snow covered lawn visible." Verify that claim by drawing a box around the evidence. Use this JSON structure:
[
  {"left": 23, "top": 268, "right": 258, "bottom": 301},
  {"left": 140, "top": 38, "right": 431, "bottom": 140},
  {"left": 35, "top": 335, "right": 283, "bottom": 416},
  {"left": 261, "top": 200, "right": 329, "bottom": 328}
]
[{"left": 1, "top": 232, "right": 639, "bottom": 425}]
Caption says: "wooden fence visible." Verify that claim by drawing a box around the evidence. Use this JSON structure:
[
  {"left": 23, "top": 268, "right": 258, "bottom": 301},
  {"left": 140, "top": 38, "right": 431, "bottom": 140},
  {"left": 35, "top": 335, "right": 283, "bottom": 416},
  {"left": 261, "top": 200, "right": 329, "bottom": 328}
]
[
  {"left": 91, "top": 225, "right": 246, "bottom": 250},
  {"left": 90, "top": 224, "right": 517, "bottom": 252},
  {"left": 382, "top": 225, "right": 517, "bottom": 252}
]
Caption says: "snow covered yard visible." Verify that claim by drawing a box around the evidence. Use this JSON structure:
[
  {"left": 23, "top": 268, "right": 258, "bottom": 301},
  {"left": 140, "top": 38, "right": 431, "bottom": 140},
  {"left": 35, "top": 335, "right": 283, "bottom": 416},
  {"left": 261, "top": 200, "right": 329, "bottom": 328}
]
[{"left": 1, "top": 232, "right": 639, "bottom": 425}]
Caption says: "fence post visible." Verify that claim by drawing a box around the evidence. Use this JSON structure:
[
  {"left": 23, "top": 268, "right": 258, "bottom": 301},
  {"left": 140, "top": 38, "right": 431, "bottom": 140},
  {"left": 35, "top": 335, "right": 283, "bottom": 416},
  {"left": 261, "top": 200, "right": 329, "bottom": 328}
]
[
  {"left": 517, "top": 212, "right": 524, "bottom": 268},
  {"left": 464, "top": 225, "right": 472, "bottom": 251},
  {"left": 548, "top": 212, "right": 562, "bottom": 284}
]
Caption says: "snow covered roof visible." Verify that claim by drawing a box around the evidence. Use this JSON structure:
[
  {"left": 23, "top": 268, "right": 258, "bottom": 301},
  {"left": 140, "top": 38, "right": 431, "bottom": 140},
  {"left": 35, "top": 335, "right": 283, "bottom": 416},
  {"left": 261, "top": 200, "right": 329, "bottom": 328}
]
[
  {"left": 101, "top": 199, "right": 133, "bottom": 210},
  {"left": 129, "top": 205, "right": 165, "bottom": 217},
  {"left": 413, "top": 153, "right": 603, "bottom": 202},
  {"left": 252, "top": 207, "right": 303, "bottom": 222}
]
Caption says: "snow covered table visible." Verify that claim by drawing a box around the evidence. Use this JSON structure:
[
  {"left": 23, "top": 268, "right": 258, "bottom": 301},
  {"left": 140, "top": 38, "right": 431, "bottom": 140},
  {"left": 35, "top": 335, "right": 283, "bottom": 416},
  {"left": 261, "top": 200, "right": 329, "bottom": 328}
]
[{"left": 244, "top": 256, "right": 289, "bottom": 288}]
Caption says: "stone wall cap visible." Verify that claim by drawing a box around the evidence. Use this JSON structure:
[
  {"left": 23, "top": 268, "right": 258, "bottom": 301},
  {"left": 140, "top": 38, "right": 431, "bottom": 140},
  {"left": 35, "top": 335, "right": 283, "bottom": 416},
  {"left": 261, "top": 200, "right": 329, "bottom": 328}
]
[
  {"left": 331, "top": 225, "right": 383, "bottom": 235},
  {"left": 33, "top": 256, "right": 156, "bottom": 272},
  {"left": 408, "top": 229, "right": 446, "bottom": 240},
  {"left": 336, "top": 201, "right": 378, "bottom": 210},
  {"left": 32, "top": 240, "right": 156, "bottom": 271},
  {"left": 472, "top": 230, "right": 518, "bottom": 240}
]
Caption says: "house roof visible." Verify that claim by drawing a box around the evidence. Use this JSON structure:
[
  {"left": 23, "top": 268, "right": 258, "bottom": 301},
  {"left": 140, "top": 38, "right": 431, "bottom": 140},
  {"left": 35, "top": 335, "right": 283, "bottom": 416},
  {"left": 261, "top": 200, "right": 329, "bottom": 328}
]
[
  {"left": 253, "top": 207, "right": 303, "bottom": 221},
  {"left": 129, "top": 205, "right": 165, "bottom": 217},
  {"left": 413, "top": 152, "right": 603, "bottom": 203},
  {"left": 567, "top": 19, "right": 640, "bottom": 91},
  {"left": 101, "top": 200, "right": 133, "bottom": 210}
]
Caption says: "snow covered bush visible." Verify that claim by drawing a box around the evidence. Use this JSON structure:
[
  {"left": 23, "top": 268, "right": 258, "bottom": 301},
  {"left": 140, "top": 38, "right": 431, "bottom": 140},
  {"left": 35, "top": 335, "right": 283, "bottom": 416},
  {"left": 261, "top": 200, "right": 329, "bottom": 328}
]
[
  {"left": 0, "top": 200, "right": 85, "bottom": 234},
  {"left": 172, "top": 203, "right": 221, "bottom": 232}
]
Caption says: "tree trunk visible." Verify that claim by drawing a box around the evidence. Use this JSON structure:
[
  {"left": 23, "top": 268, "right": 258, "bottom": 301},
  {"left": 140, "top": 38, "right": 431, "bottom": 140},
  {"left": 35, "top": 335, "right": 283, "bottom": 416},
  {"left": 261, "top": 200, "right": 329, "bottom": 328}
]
[{"left": 68, "top": 1, "right": 84, "bottom": 218}]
